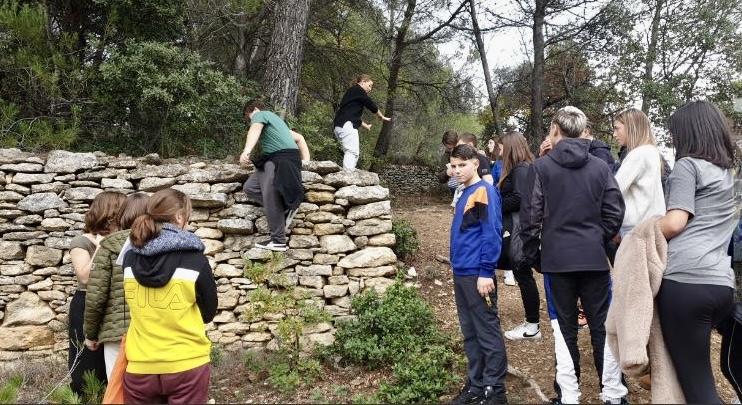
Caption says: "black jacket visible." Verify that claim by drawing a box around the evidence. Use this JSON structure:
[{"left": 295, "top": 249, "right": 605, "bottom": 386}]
[
  {"left": 500, "top": 162, "right": 530, "bottom": 232},
  {"left": 588, "top": 139, "right": 615, "bottom": 167},
  {"left": 519, "top": 138, "right": 625, "bottom": 273},
  {"left": 253, "top": 148, "right": 304, "bottom": 210},
  {"left": 333, "top": 84, "right": 379, "bottom": 129}
]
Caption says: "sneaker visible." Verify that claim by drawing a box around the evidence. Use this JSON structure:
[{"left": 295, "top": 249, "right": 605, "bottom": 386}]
[
  {"left": 503, "top": 271, "right": 516, "bottom": 286},
  {"left": 452, "top": 385, "right": 482, "bottom": 405},
  {"left": 254, "top": 240, "right": 288, "bottom": 252},
  {"left": 479, "top": 386, "right": 507, "bottom": 404},
  {"left": 284, "top": 208, "right": 298, "bottom": 234},
  {"left": 602, "top": 397, "right": 628, "bottom": 404},
  {"left": 549, "top": 398, "right": 563, "bottom": 405},
  {"left": 504, "top": 321, "right": 541, "bottom": 341}
]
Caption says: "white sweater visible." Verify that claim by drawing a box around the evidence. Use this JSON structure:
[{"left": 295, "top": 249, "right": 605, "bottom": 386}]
[{"left": 615, "top": 144, "right": 666, "bottom": 234}]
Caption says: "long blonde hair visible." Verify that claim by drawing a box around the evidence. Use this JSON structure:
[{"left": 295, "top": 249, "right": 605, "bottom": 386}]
[
  {"left": 498, "top": 132, "right": 534, "bottom": 188},
  {"left": 614, "top": 108, "right": 656, "bottom": 151}
]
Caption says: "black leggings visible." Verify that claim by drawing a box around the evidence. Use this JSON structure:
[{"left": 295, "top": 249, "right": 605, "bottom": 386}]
[
  {"left": 718, "top": 313, "right": 742, "bottom": 400},
  {"left": 657, "top": 279, "right": 734, "bottom": 403},
  {"left": 69, "top": 290, "right": 107, "bottom": 396},
  {"left": 512, "top": 266, "right": 540, "bottom": 323}
]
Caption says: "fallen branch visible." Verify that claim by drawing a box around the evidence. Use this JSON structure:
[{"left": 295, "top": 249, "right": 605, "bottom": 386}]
[
  {"left": 507, "top": 365, "right": 549, "bottom": 403},
  {"left": 434, "top": 254, "right": 450, "bottom": 264}
]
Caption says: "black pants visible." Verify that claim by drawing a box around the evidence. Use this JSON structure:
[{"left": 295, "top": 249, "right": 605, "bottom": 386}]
[
  {"left": 453, "top": 275, "right": 508, "bottom": 395},
  {"left": 657, "top": 279, "right": 734, "bottom": 403},
  {"left": 513, "top": 266, "right": 540, "bottom": 323},
  {"left": 718, "top": 313, "right": 742, "bottom": 400},
  {"left": 69, "top": 290, "right": 107, "bottom": 396}
]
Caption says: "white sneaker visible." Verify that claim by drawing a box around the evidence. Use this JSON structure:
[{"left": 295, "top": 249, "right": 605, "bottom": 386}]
[
  {"left": 504, "top": 270, "right": 516, "bottom": 286},
  {"left": 254, "top": 240, "right": 288, "bottom": 252},
  {"left": 504, "top": 321, "right": 541, "bottom": 341}
]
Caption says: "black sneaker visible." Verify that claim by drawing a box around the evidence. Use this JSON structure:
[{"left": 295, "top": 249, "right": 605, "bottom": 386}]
[
  {"left": 452, "top": 385, "right": 482, "bottom": 405},
  {"left": 479, "top": 386, "right": 507, "bottom": 405}
]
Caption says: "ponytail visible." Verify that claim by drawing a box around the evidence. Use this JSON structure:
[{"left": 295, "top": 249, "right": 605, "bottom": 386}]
[
  {"left": 128, "top": 188, "right": 192, "bottom": 248},
  {"left": 130, "top": 214, "right": 159, "bottom": 248}
]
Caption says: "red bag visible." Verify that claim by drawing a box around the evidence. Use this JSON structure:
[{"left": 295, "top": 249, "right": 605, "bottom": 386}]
[{"left": 102, "top": 336, "right": 127, "bottom": 404}]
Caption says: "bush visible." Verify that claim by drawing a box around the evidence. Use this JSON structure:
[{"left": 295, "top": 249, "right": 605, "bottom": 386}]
[
  {"left": 243, "top": 349, "right": 322, "bottom": 394},
  {"left": 331, "top": 282, "right": 458, "bottom": 402},
  {"left": 0, "top": 374, "right": 22, "bottom": 404},
  {"left": 392, "top": 219, "right": 420, "bottom": 261}
]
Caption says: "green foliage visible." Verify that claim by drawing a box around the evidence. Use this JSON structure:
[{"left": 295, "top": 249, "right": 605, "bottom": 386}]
[
  {"left": 89, "top": 41, "right": 255, "bottom": 157},
  {"left": 391, "top": 219, "right": 419, "bottom": 261},
  {"left": 332, "top": 282, "right": 458, "bottom": 403},
  {"left": 97, "top": 0, "right": 185, "bottom": 42},
  {"left": 243, "top": 349, "right": 323, "bottom": 394},
  {"left": 81, "top": 370, "right": 105, "bottom": 404},
  {"left": 288, "top": 101, "right": 343, "bottom": 163},
  {"left": 48, "top": 385, "right": 81, "bottom": 404},
  {"left": 210, "top": 345, "right": 224, "bottom": 367},
  {"left": 0, "top": 374, "right": 23, "bottom": 404}
]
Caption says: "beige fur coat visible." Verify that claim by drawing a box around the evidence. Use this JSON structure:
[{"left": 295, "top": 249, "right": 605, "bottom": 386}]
[{"left": 605, "top": 216, "right": 685, "bottom": 403}]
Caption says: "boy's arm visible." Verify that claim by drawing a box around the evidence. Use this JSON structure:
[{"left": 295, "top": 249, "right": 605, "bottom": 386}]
[
  {"left": 479, "top": 187, "right": 503, "bottom": 278},
  {"left": 290, "top": 130, "right": 311, "bottom": 161},
  {"left": 239, "top": 123, "right": 264, "bottom": 165},
  {"left": 195, "top": 255, "right": 218, "bottom": 324},
  {"left": 518, "top": 165, "right": 544, "bottom": 270}
]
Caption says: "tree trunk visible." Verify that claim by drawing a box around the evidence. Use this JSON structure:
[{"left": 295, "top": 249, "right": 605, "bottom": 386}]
[
  {"left": 469, "top": 0, "right": 501, "bottom": 136},
  {"left": 373, "top": 0, "right": 416, "bottom": 158},
  {"left": 529, "top": 0, "right": 546, "bottom": 142},
  {"left": 641, "top": 0, "right": 664, "bottom": 113},
  {"left": 261, "top": 0, "right": 312, "bottom": 117}
]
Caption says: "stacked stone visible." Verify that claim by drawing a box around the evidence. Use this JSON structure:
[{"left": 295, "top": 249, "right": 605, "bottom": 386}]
[
  {"left": 378, "top": 164, "right": 440, "bottom": 194},
  {"left": 0, "top": 148, "right": 398, "bottom": 360}
]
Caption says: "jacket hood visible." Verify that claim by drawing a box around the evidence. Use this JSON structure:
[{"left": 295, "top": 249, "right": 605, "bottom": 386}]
[
  {"left": 548, "top": 138, "right": 591, "bottom": 169},
  {"left": 589, "top": 139, "right": 611, "bottom": 154},
  {"left": 100, "top": 229, "right": 129, "bottom": 252},
  {"left": 126, "top": 224, "right": 204, "bottom": 288}
]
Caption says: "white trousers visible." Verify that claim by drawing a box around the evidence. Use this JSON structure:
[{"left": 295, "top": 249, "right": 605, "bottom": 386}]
[
  {"left": 333, "top": 121, "right": 360, "bottom": 169},
  {"left": 103, "top": 340, "right": 121, "bottom": 380}
]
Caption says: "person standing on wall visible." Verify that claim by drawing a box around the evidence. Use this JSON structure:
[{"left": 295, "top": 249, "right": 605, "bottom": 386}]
[{"left": 333, "top": 74, "right": 391, "bottom": 169}]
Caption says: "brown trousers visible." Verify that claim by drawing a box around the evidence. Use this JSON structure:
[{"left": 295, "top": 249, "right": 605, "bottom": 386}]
[{"left": 123, "top": 363, "right": 210, "bottom": 404}]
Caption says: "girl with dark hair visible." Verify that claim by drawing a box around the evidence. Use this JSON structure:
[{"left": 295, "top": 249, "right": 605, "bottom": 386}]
[
  {"left": 122, "top": 189, "right": 217, "bottom": 403},
  {"left": 657, "top": 100, "right": 739, "bottom": 403},
  {"left": 332, "top": 74, "right": 391, "bottom": 169},
  {"left": 69, "top": 191, "right": 126, "bottom": 395},
  {"left": 486, "top": 136, "right": 504, "bottom": 182},
  {"left": 497, "top": 132, "right": 542, "bottom": 341},
  {"left": 84, "top": 193, "right": 150, "bottom": 379}
]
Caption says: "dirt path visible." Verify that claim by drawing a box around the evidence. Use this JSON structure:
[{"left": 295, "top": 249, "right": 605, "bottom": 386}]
[{"left": 394, "top": 194, "right": 736, "bottom": 404}]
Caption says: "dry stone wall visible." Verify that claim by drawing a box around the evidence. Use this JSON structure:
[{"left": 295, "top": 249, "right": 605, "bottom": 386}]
[
  {"left": 378, "top": 164, "right": 441, "bottom": 195},
  {"left": 0, "top": 148, "right": 399, "bottom": 361}
]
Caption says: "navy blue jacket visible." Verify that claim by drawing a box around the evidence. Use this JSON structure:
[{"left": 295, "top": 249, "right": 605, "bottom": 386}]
[{"left": 519, "top": 138, "right": 625, "bottom": 273}]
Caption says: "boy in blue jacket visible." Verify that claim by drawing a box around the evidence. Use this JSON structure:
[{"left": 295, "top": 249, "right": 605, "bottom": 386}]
[{"left": 449, "top": 144, "right": 508, "bottom": 405}]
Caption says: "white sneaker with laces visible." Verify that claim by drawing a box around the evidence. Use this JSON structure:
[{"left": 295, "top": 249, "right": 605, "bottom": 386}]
[
  {"left": 504, "top": 321, "right": 541, "bottom": 341},
  {"left": 254, "top": 240, "right": 288, "bottom": 252},
  {"left": 504, "top": 270, "right": 516, "bottom": 286}
]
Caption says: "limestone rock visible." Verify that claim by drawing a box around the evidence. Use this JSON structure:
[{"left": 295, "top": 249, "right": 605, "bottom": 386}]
[
  {"left": 202, "top": 239, "right": 224, "bottom": 255},
  {"left": 217, "top": 219, "right": 254, "bottom": 235},
  {"left": 194, "top": 228, "right": 223, "bottom": 239},
  {"left": 2, "top": 292, "right": 55, "bottom": 326},
  {"left": 303, "top": 322, "right": 333, "bottom": 334},
  {"left": 0, "top": 148, "right": 32, "bottom": 164},
  {"left": 38, "top": 290, "right": 66, "bottom": 301},
  {"left": 101, "top": 178, "right": 134, "bottom": 189},
  {"left": 12, "top": 173, "right": 55, "bottom": 185},
  {"left": 244, "top": 248, "right": 273, "bottom": 261},
  {"left": 297, "top": 265, "right": 333, "bottom": 277},
  {"left": 129, "top": 164, "right": 188, "bottom": 179},
  {"left": 177, "top": 165, "right": 249, "bottom": 183},
  {"left": 304, "top": 211, "right": 338, "bottom": 224},
  {"left": 298, "top": 202, "right": 319, "bottom": 213},
  {"left": 25, "top": 245, "right": 62, "bottom": 267},
  {"left": 287, "top": 249, "right": 314, "bottom": 261},
  {"left": 302, "top": 160, "right": 341, "bottom": 175},
  {"left": 319, "top": 235, "right": 356, "bottom": 254},
  {"left": 305, "top": 183, "right": 335, "bottom": 192},
  {"left": 31, "top": 182, "right": 70, "bottom": 194},
  {"left": 0, "top": 242, "right": 24, "bottom": 260},
  {"left": 44, "top": 236, "right": 71, "bottom": 250},
  {"left": 301, "top": 171, "right": 323, "bottom": 183},
  {"left": 364, "top": 277, "right": 396, "bottom": 294},
  {"left": 138, "top": 177, "right": 177, "bottom": 191},
  {"left": 347, "top": 266, "right": 397, "bottom": 277},
  {"left": 328, "top": 275, "right": 349, "bottom": 285},
  {"left": 107, "top": 159, "right": 138, "bottom": 169},
  {"left": 334, "top": 185, "right": 389, "bottom": 204},
  {"left": 190, "top": 193, "right": 228, "bottom": 208},
  {"left": 0, "top": 326, "right": 55, "bottom": 350},
  {"left": 243, "top": 332, "right": 272, "bottom": 342},
  {"left": 306, "top": 191, "right": 335, "bottom": 204},
  {"left": 64, "top": 187, "right": 103, "bottom": 201},
  {"left": 0, "top": 209, "right": 24, "bottom": 218},
  {"left": 313, "top": 223, "right": 345, "bottom": 236},
  {"left": 337, "top": 247, "right": 397, "bottom": 268},
  {"left": 324, "top": 284, "right": 348, "bottom": 298},
  {"left": 217, "top": 289, "right": 240, "bottom": 309},
  {"left": 369, "top": 233, "right": 396, "bottom": 247},
  {"left": 324, "top": 169, "right": 379, "bottom": 187},
  {"left": 347, "top": 201, "right": 392, "bottom": 220},
  {"left": 44, "top": 150, "right": 98, "bottom": 173},
  {"left": 76, "top": 168, "right": 120, "bottom": 181},
  {"left": 347, "top": 218, "right": 393, "bottom": 236},
  {"left": 28, "top": 278, "right": 53, "bottom": 291},
  {"left": 319, "top": 204, "right": 344, "bottom": 214},
  {"left": 172, "top": 183, "right": 211, "bottom": 195},
  {"left": 40, "top": 218, "right": 69, "bottom": 231},
  {"left": 313, "top": 254, "right": 339, "bottom": 265},
  {"left": 0, "top": 263, "right": 30, "bottom": 276},
  {"left": 211, "top": 182, "right": 242, "bottom": 194},
  {"left": 0, "top": 191, "right": 25, "bottom": 202},
  {"left": 212, "top": 311, "right": 237, "bottom": 323},
  {"left": 354, "top": 236, "right": 368, "bottom": 249},
  {"left": 2, "top": 163, "right": 44, "bottom": 172},
  {"left": 215, "top": 204, "right": 263, "bottom": 220},
  {"left": 4, "top": 231, "right": 47, "bottom": 240},
  {"left": 213, "top": 264, "right": 241, "bottom": 278},
  {"left": 299, "top": 275, "right": 325, "bottom": 289},
  {"left": 254, "top": 216, "right": 269, "bottom": 233},
  {"left": 289, "top": 235, "right": 320, "bottom": 249}
]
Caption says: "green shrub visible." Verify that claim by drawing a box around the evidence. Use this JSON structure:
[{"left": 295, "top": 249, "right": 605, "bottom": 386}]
[
  {"left": 210, "top": 345, "right": 223, "bottom": 367},
  {"left": 392, "top": 219, "right": 419, "bottom": 261},
  {"left": 0, "top": 374, "right": 22, "bottom": 404},
  {"left": 377, "top": 344, "right": 457, "bottom": 403},
  {"left": 243, "top": 349, "right": 322, "bottom": 394},
  {"left": 81, "top": 370, "right": 105, "bottom": 404},
  {"left": 48, "top": 385, "right": 81, "bottom": 404}
]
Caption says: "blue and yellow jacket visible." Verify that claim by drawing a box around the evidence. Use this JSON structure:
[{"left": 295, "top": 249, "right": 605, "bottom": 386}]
[{"left": 450, "top": 180, "right": 503, "bottom": 277}]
